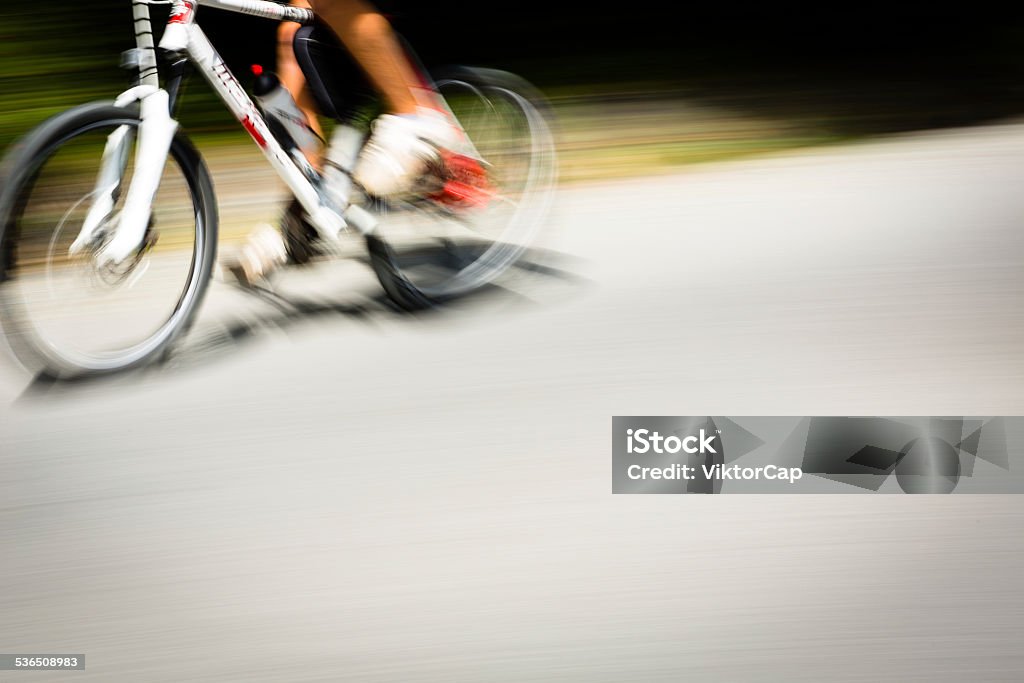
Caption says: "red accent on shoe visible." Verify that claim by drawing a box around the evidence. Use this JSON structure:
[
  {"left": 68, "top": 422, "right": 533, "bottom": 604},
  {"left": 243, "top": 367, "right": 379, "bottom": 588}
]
[
  {"left": 440, "top": 180, "right": 491, "bottom": 208},
  {"left": 430, "top": 152, "right": 494, "bottom": 210}
]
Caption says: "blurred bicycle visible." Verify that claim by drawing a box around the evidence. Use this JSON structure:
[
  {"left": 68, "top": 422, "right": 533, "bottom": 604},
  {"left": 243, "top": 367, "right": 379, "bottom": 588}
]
[{"left": 0, "top": 0, "right": 557, "bottom": 378}]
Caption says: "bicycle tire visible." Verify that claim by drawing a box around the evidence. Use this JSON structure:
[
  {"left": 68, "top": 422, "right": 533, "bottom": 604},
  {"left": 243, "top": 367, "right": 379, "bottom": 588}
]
[{"left": 0, "top": 102, "right": 218, "bottom": 378}]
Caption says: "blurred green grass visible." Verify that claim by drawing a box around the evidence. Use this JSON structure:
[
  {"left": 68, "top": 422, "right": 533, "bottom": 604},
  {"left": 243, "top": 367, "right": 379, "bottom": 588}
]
[{"left": 1, "top": 78, "right": 847, "bottom": 187}]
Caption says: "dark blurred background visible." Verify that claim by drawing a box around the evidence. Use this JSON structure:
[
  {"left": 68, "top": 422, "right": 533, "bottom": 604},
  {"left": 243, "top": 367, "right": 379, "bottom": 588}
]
[{"left": 4, "top": 1, "right": 1024, "bottom": 170}]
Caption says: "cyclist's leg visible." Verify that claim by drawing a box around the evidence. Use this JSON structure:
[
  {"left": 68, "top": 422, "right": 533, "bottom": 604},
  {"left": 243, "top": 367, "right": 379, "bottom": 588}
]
[
  {"left": 307, "top": 0, "right": 429, "bottom": 114},
  {"left": 309, "top": 0, "right": 459, "bottom": 197},
  {"left": 280, "top": 0, "right": 324, "bottom": 163}
]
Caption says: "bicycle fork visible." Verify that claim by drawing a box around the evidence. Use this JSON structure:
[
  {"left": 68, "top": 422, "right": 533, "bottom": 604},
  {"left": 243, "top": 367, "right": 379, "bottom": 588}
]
[{"left": 70, "top": 87, "right": 178, "bottom": 265}]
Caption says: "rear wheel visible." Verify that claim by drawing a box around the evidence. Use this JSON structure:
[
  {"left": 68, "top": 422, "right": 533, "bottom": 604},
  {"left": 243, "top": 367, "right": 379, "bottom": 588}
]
[
  {"left": 366, "top": 67, "right": 557, "bottom": 310},
  {"left": 0, "top": 103, "right": 218, "bottom": 378}
]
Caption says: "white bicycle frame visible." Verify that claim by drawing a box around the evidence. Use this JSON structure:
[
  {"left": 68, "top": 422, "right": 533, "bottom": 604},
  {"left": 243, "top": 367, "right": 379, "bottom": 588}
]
[{"left": 76, "top": 0, "right": 378, "bottom": 266}]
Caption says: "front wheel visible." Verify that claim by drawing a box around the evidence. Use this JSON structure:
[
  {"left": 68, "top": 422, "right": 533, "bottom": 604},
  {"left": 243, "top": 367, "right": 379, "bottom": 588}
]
[
  {"left": 366, "top": 67, "right": 558, "bottom": 310},
  {"left": 0, "top": 102, "right": 218, "bottom": 378}
]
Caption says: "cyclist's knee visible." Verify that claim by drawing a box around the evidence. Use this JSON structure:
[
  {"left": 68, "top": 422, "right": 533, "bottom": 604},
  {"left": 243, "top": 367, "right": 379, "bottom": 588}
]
[{"left": 350, "top": 10, "right": 390, "bottom": 35}]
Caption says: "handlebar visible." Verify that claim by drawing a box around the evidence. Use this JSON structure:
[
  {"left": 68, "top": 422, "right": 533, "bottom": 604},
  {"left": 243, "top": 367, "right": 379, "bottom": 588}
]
[{"left": 198, "top": 0, "right": 316, "bottom": 24}]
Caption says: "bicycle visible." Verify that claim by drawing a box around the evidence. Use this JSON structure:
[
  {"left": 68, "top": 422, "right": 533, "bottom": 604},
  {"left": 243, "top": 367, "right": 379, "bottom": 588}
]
[{"left": 0, "top": 0, "right": 557, "bottom": 378}]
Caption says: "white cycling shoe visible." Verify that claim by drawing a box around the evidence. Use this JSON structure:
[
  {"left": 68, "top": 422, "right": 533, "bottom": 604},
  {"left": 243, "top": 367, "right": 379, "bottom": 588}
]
[
  {"left": 222, "top": 199, "right": 322, "bottom": 286},
  {"left": 223, "top": 223, "right": 288, "bottom": 287},
  {"left": 353, "top": 107, "right": 461, "bottom": 198}
]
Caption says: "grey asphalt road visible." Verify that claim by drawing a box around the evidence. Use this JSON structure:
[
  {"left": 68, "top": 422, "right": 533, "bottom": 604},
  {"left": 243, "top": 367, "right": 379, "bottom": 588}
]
[{"left": 2, "top": 124, "right": 1024, "bottom": 681}]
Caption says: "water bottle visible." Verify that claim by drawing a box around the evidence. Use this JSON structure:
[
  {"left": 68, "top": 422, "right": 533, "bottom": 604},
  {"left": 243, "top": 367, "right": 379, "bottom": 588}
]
[{"left": 251, "top": 65, "right": 321, "bottom": 158}]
